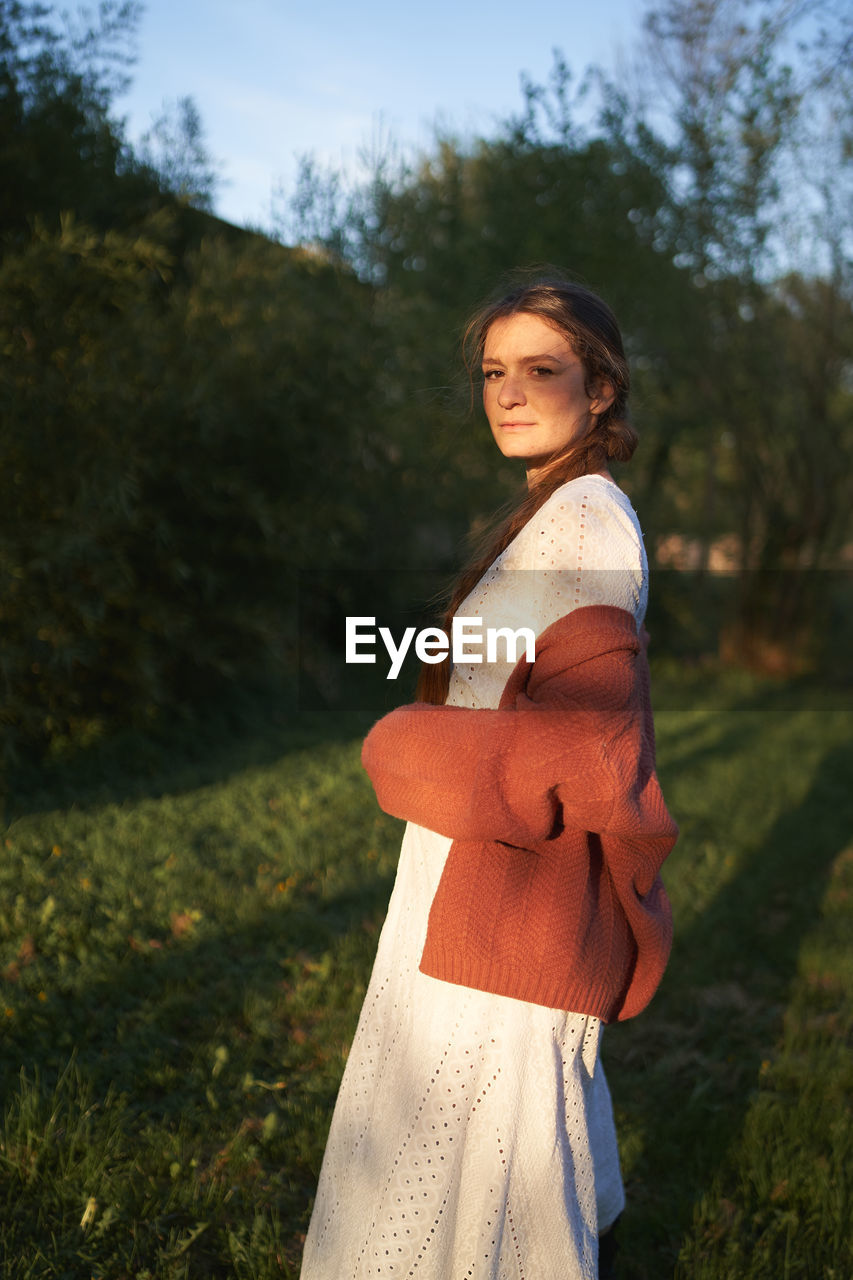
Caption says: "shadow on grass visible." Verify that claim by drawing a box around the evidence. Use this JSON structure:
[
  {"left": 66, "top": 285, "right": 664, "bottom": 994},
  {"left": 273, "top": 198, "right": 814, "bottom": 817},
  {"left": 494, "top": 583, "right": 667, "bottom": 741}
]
[
  {"left": 0, "top": 864, "right": 397, "bottom": 1271},
  {"left": 0, "top": 852, "right": 394, "bottom": 1078},
  {"left": 605, "top": 728, "right": 853, "bottom": 1278},
  {"left": 1, "top": 676, "right": 380, "bottom": 827}
]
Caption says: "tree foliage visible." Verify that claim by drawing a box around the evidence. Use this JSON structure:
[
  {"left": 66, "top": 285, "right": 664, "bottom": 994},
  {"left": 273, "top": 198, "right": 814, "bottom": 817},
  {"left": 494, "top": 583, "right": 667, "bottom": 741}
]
[
  {"left": 626, "top": 0, "right": 853, "bottom": 661},
  {"left": 0, "top": 2, "right": 395, "bottom": 763},
  {"left": 135, "top": 94, "right": 219, "bottom": 211},
  {"left": 2, "top": 0, "right": 851, "bottom": 765},
  {"left": 0, "top": 0, "right": 216, "bottom": 239},
  {"left": 0, "top": 215, "right": 384, "bottom": 760},
  {"left": 279, "top": 5, "right": 852, "bottom": 670},
  {"left": 276, "top": 76, "right": 703, "bottom": 556}
]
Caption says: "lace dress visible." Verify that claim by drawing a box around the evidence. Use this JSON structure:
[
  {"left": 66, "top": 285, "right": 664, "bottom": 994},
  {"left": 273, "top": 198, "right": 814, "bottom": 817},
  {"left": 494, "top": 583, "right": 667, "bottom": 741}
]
[{"left": 300, "top": 475, "right": 649, "bottom": 1280}]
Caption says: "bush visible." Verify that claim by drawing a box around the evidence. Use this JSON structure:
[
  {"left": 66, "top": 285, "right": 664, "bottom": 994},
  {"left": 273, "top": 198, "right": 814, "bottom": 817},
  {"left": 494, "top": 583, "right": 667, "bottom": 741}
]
[{"left": 0, "top": 217, "right": 386, "bottom": 763}]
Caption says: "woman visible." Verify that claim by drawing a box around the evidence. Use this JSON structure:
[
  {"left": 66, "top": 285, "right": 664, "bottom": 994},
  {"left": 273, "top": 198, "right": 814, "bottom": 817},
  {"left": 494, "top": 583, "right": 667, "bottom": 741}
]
[{"left": 300, "top": 277, "right": 678, "bottom": 1280}]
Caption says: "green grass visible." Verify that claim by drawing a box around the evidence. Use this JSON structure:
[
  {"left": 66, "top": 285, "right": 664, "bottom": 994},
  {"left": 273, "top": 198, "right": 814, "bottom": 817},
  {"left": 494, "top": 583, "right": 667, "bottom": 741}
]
[{"left": 0, "top": 673, "right": 850, "bottom": 1278}]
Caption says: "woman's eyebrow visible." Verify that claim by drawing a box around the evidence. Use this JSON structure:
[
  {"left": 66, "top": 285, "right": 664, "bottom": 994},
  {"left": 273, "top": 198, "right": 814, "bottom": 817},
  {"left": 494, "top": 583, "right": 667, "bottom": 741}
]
[{"left": 481, "top": 352, "right": 562, "bottom": 366}]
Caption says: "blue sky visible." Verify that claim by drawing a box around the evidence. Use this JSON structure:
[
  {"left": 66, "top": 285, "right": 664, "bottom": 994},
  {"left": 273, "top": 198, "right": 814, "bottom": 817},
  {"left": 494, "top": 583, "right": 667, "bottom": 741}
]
[{"left": 118, "top": 0, "right": 648, "bottom": 228}]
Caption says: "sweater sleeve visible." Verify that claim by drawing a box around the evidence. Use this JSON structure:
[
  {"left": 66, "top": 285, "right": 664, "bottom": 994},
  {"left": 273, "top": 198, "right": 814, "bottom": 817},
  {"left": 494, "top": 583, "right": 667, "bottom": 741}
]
[{"left": 361, "top": 607, "right": 664, "bottom": 846}]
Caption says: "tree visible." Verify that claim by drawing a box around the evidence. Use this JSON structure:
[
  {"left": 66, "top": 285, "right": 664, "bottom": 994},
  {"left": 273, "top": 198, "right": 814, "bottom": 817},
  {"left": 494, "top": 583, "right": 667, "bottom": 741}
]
[
  {"left": 0, "top": 214, "right": 390, "bottom": 761},
  {"left": 0, "top": 1, "right": 218, "bottom": 240},
  {"left": 600, "top": 0, "right": 853, "bottom": 668},
  {"left": 0, "top": 213, "right": 175, "bottom": 755},
  {"left": 276, "top": 73, "right": 700, "bottom": 572},
  {"left": 134, "top": 94, "right": 219, "bottom": 211}
]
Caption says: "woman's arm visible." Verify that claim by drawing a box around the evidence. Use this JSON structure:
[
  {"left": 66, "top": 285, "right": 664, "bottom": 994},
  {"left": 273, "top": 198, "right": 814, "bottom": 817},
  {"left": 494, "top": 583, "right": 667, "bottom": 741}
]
[{"left": 362, "top": 605, "right": 671, "bottom": 847}]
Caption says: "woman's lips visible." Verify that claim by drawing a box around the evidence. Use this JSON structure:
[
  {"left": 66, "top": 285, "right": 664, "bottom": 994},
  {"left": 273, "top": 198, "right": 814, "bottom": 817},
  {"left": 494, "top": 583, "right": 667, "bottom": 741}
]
[{"left": 499, "top": 421, "right": 535, "bottom": 428}]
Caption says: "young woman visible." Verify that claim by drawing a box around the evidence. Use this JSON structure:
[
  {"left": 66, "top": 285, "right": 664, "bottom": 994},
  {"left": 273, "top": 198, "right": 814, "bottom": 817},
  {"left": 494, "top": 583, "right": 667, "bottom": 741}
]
[{"left": 300, "top": 277, "right": 678, "bottom": 1280}]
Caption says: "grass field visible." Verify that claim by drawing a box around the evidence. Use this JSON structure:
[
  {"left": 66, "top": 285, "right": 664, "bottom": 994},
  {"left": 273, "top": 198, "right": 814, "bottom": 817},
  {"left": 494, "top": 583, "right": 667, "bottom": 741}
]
[{"left": 1, "top": 670, "right": 851, "bottom": 1278}]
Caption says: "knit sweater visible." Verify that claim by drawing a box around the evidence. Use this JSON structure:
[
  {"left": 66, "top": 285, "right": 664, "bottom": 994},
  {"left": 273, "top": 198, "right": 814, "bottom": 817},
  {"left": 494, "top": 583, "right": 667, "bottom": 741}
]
[{"left": 361, "top": 604, "right": 678, "bottom": 1022}]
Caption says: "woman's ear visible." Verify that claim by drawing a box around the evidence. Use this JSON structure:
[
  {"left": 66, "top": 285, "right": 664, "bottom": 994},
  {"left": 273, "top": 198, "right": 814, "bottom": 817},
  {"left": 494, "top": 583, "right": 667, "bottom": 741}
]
[{"left": 589, "top": 379, "right": 616, "bottom": 416}]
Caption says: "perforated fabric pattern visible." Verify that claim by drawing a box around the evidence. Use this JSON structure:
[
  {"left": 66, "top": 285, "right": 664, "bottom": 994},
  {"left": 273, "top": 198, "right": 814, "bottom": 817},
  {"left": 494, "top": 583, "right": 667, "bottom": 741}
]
[{"left": 448, "top": 475, "right": 647, "bottom": 711}]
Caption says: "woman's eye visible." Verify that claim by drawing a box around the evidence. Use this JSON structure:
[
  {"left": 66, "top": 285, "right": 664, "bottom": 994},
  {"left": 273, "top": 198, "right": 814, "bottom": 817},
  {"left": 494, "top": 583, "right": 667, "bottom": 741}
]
[
  {"left": 531, "top": 366, "right": 554, "bottom": 376},
  {"left": 483, "top": 369, "right": 503, "bottom": 380}
]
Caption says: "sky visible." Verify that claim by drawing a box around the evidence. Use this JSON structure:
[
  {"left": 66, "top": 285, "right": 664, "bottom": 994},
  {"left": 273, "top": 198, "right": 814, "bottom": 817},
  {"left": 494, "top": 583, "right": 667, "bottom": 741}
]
[{"left": 118, "top": 0, "right": 649, "bottom": 229}]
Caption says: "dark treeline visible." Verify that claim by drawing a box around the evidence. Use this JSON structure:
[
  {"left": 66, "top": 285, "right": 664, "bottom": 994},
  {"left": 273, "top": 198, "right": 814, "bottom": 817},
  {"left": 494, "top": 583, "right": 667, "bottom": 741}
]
[{"left": 1, "top": 0, "right": 851, "bottom": 766}]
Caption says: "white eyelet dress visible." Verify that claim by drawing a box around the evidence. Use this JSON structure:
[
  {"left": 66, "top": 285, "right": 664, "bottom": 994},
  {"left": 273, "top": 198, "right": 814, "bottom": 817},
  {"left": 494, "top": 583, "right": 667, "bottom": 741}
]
[{"left": 300, "top": 475, "right": 649, "bottom": 1280}]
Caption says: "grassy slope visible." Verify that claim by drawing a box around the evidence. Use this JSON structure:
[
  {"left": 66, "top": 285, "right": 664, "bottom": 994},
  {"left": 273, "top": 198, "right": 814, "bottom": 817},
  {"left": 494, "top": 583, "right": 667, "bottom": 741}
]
[
  {"left": 605, "top": 678, "right": 853, "bottom": 1279},
  {"left": 0, "top": 677, "right": 850, "bottom": 1278}
]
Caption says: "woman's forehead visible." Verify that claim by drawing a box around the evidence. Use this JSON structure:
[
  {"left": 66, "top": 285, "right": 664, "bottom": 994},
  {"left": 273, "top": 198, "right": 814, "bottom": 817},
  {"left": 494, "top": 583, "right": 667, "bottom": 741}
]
[{"left": 483, "top": 312, "right": 575, "bottom": 359}]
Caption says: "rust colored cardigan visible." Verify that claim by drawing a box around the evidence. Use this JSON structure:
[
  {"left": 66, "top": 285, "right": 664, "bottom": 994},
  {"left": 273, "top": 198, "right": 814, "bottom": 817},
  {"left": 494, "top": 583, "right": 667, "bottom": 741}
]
[{"left": 361, "top": 604, "right": 678, "bottom": 1022}]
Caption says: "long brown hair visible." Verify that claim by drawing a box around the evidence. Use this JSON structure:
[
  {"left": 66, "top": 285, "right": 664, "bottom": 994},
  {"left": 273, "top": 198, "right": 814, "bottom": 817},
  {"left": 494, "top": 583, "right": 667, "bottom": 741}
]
[{"left": 416, "top": 275, "right": 638, "bottom": 705}]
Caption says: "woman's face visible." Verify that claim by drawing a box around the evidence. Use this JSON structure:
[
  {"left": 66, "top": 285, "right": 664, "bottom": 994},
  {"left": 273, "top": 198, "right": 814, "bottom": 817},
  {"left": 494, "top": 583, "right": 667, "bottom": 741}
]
[{"left": 481, "top": 312, "right": 613, "bottom": 479}]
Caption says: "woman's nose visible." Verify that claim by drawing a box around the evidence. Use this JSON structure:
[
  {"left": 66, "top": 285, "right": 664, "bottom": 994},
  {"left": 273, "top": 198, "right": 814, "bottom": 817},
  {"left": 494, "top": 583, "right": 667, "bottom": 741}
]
[{"left": 497, "top": 374, "right": 525, "bottom": 408}]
